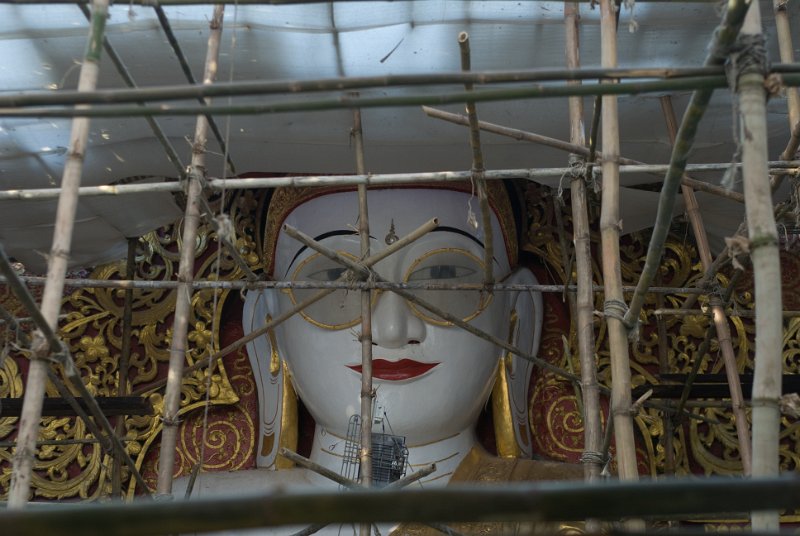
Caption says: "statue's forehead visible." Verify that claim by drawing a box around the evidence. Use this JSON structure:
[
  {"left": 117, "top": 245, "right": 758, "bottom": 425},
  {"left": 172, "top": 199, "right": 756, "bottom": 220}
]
[{"left": 273, "top": 189, "right": 510, "bottom": 274}]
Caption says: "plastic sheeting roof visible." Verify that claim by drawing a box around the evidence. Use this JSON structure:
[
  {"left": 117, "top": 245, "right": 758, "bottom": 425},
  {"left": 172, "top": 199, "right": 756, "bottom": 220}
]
[{"left": 0, "top": 1, "right": 796, "bottom": 271}]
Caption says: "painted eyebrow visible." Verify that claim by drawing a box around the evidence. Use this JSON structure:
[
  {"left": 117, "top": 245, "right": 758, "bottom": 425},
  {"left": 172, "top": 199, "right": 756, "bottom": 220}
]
[
  {"left": 432, "top": 226, "right": 499, "bottom": 266},
  {"left": 285, "top": 230, "right": 373, "bottom": 276}
]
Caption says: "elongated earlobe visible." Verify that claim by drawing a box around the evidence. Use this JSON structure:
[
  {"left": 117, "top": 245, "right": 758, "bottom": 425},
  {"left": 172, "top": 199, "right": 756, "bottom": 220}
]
[
  {"left": 242, "top": 290, "right": 298, "bottom": 469},
  {"left": 491, "top": 267, "right": 542, "bottom": 459}
]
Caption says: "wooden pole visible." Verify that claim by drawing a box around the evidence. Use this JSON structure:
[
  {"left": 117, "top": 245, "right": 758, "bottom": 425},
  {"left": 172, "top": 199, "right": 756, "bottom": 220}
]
[
  {"left": 565, "top": 0, "right": 602, "bottom": 482},
  {"left": 155, "top": 4, "right": 224, "bottom": 497},
  {"left": 6, "top": 0, "right": 109, "bottom": 509},
  {"left": 660, "top": 96, "right": 752, "bottom": 475},
  {"left": 736, "top": 2, "right": 782, "bottom": 531},
  {"left": 598, "top": 0, "right": 639, "bottom": 487}
]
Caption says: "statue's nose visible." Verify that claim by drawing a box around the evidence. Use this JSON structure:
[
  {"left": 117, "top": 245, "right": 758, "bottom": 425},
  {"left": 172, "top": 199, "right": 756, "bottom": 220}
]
[{"left": 371, "top": 291, "right": 426, "bottom": 348}]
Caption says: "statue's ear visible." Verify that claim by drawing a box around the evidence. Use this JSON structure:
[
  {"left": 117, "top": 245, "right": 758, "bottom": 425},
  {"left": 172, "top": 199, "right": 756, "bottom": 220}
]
[
  {"left": 492, "top": 268, "right": 542, "bottom": 459},
  {"left": 242, "top": 290, "right": 297, "bottom": 470}
]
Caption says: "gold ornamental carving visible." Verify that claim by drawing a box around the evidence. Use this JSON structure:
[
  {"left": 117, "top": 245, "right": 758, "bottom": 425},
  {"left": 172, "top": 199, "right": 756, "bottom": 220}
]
[{"left": 1, "top": 183, "right": 800, "bottom": 504}]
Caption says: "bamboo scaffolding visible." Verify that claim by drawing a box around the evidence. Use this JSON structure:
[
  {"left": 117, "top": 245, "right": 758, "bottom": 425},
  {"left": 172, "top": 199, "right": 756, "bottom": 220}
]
[
  {"left": 670, "top": 273, "right": 740, "bottom": 427},
  {"left": 283, "top": 222, "right": 585, "bottom": 387},
  {"left": 2, "top": 477, "right": 800, "bottom": 536},
  {"left": 598, "top": 0, "right": 638, "bottom": 488},
  {"left": 155, "top": 4, "right": 224, "bottom": 497},
  {"left": 0, "top": 66, "right": 749, "bottom": 108},
  {"left": 774, "top": 0, "right": 800, "bottom": 131},
  {"left": 13, "top": 75, "right": 800, "bottom": 119},
  {"left": 680, "top": 107, "right": 800, "bottom": 313},
  {"left": 0, "top": 244, "right": 151, "bottom": 495},
  {"left": 6, "top": 0, "right": 110, "bottom": 509},
  {"left": 655, "top": 308, "right": 800, "bottom": 318},
  {"left": 195, "top": 195, "right": 260, "bottom": 281},
  {"left": 76, "top": 4, "right": 185, "bottom": 179},
  {"left": 660, "top": 96, "right": 751, "bottom": 475},
  {"left": 112, "top": 238, "right": 137, "bottom": 498},
  {"left": 737, "top": 3, "right": 782, "bottom": 531},
  {"left": 4, "top": 162, "right": 797, "bottom": 202},
  {"left": 351, "top": 105, "right": 374, "bottom": 507},
  {"left": 279, "top": 222, "right": 711, "bottom": 427},
  {"left": 457, "top": 32, "right": 494, "bottom": 287},
  {"left": 564, "top": 0, "right": 602, "bottom": 482},
  {"left": 422, "top": 106, "right": 747, "bottom": 203},
  {"left": 0, "top": 0, "right": 731, "bottom": 4},
  {"left": 0, "top": 274, "right": 712, "bottom": 293},
  {"left": 622, "top": 0, "right": 751, "bottom": 330},
  {"left": 152, "top": 4, "right": 236, "bottom": 175},
  {"left": 131, "top": 218, "right": 439, "bottom": 397}
]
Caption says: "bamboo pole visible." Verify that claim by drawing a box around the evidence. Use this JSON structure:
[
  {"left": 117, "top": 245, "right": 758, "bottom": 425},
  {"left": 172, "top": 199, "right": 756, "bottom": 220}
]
[
  {"left": 421, "top": 106, "right": 747, "bottom": 203},
  {"left": 0, "top": 273, "right": 711, "bottom": 294},
  {"left": 282, "top": 223, "right": 585, "bottom": 387},
  {"left": 280, "top": 224, "right": 703, "bottom": 425},
  {"left": 0, "top": 0, "right": 734, "bottom": 5},
  {"left": 598, "top": 0, "right": 639, "bottom": 488},
  {"left": 6, "top": 75, "right": 783, "bottom": 119},
  {"left": 0, "top": 66, "right": 742, "bottom": 108},
  {"left": 155, "top": 4, "right": 224, "bottom": 497},
  {"left": 196, "top": 195, "right": 260, "bottom": 281},
  {"left": 8, "top": 161, "right": 798, "bottom": 202},
  {"left": 77, "top": 3, "right": 185, "bottom": 179},
  {"left": 6, "top": 0, "right": 109, "bottom": 509},
  {"left": 112, "top": 238, "right": 137, "bottom": 498},
  {"left": 655, "top": 308, "right": 800, "bottom": 318},
  {"left": 457, "top": 32, "right": 494, "bottom": 286},
  {"left": 3, "top": 477, "right": 800, "bottom": 536},
  {"left": 774, "top": 0, "right": 800, "bottom": 130},
  {"left": 736, "top": 2, "right": 783, "bottom": 531},
  {"left": 564, "top": 0, "right": 602, "bottom": 482},
  {"left": 622, "top": 0, "right": 751, "bottom": 329},
  {"left": 152, "top": 5, "right": 235, "bottom": 175},
  {"left": 660, "top": 96, "right": 752, "bottom": 474},
  {"left": 351, "top": 106, "right": 374, "bottom": 513},
  {"left": 0, "top": 244, "right": 151, "bottom": 495},
  {"left": 133, "top": 218, "right": 439, "bottom": 396}
]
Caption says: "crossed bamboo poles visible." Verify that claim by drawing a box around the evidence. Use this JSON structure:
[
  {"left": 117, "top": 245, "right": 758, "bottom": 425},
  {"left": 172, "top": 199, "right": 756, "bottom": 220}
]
[{"left": 3, "top": 1, "right": 793, "bottom": 527}]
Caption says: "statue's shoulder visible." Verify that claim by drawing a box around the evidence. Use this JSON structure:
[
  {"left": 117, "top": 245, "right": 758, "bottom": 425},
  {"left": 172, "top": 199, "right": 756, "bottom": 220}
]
[
  {"left": 450, "top": 445, "right": 583, "bottom": 484},
  {"left": 174, "top": 466, "right": 316, "bottom": 497}
]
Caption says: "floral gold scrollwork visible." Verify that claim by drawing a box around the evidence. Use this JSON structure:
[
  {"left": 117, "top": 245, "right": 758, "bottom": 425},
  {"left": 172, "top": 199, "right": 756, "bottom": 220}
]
[
  {"left": 0, "top": 189, "right": 266, "bottom": 501},
  {"left": 524, "top": 185, "right": 800, "bottom": 492},
  {"left": 3, "top": 181, "right": 800, "bottom": 507}
]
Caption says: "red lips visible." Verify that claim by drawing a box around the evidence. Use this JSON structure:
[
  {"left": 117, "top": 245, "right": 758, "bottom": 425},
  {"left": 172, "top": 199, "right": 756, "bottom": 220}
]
[{"left": 346, "top": 359, "right": 439, "bottom": 381}]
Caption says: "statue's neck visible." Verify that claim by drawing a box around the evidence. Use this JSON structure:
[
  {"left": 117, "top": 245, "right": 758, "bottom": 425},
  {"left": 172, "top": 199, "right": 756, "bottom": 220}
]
[{"left": 307, "top": 425, "right": 476, "bottom": 489}]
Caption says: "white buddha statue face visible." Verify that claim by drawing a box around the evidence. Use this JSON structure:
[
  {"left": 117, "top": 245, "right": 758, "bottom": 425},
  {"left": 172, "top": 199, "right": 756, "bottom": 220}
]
[{"left": 245, "top": 186, "right": 541, "bottom": 457}]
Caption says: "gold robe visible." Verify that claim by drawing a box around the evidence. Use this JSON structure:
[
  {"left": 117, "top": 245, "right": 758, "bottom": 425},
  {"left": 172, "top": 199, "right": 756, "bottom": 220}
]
[{"left": 391, "top": 446, "right": 584, "bottom": 535}]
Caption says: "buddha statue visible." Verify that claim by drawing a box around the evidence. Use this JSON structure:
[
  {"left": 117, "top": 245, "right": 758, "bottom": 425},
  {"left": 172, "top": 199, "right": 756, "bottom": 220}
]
[{"left": 178, "top": 181, "right": 582, "bottom": 533}]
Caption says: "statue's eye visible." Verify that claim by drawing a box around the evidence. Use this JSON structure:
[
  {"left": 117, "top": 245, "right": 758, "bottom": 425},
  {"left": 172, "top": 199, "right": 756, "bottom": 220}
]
[
  {"left": 307, "top": 267, "right": 348, "bottom": 281},
  {"left": 408, "top": 264, "right": 475, "bottom": 281}
]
